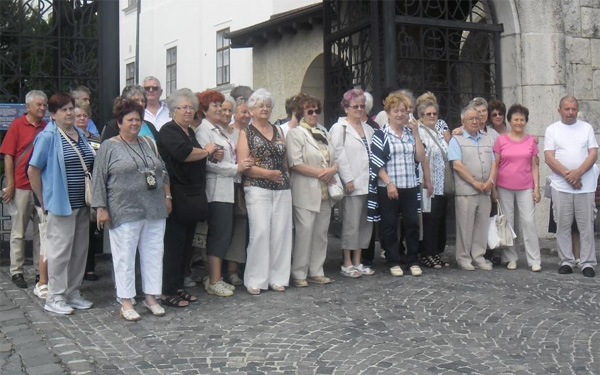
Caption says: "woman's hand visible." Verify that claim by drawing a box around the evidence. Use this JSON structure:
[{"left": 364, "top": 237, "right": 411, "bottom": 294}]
[
  {"left": 165, "top": 197, "right": 173, "bottom": 215},
  {"left": 491, "top": 188, "right": 499, "bottom": 202},
  {"left": 345, "top": 181, "right": 354, "bottom": 194},
  {"left": 533, "top": 188, "right": 541, "bottom": 203},
  {"left": 268, "top": 170, "right": 284, "bottom": 183},
  {"left": 452, "top": 126, "right": 464, "bottom": 136},
  {"left": 387, "top": 182, "right": 398, "bottom": 200},
  {"left": 204, "top": 143, "right": 219, "bottom": 158},
  {"left": 318, "top": 167, "right": 337, "bottom": 183},
  {"left": 237, "top": 157, "right": 254, "bottom": 173},
  {"left": 96, "top": 207, "right": 111, "bottom": 230},
  {"left": 425, "top": 180, "right": 433, "bottom": 198}
]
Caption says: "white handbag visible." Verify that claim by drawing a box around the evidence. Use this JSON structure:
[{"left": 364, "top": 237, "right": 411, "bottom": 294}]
[
  {"left": 488, "top": 204, "right": 517, "bottom": 249},
  {"left": 328, "top": 174, "right": 344, "bottom": 203}
]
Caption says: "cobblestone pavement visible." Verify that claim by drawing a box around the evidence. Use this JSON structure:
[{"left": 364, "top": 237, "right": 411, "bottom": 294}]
[{"left": 0, "top": 236, "right": 599, "bottom": 375}]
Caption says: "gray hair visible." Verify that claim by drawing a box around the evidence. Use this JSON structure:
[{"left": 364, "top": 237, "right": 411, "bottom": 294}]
[
  {"left": 397, "top": 89, "right": 415, "bottom": 106},
  {"left": 142, "top": 76, "right": 161, "bottom": 88},
  {"left": 364, "top": 92, "right": 374, "bottom": 114},
  {"left": 470, "top": 97, "right": 488, "bottom": 109},
  {"left": 417, "top": 100, "right": 439, "bottom": 118},
  {"left": 461, "top": 104, "right": 478, "bottom": 121},
  {"left": 247, "top": 88, "right": 275, "bottom": 110},
  {"left": 223, "top": 94, "right": 236, "bottom": 111},
  {"left": 235, "top": 96, "right": 248, "bottom": 108},
  {"left": 121, "top": 84, "right": 147, "bottom": 105},
  {"left": 25, "top": 90, "right": 47, "bottom": 104},
  {"left": 70, "top": 85, "right": 91, "bottom": 99},
  {"left": 74, "top": 100, "right": 91, "bottom": 117},
  {"left": 166, "top": 88, "right": 198, "bottom": 116},
  {"left": 230, "top": 85, "right": 253, "bottom": 101}
]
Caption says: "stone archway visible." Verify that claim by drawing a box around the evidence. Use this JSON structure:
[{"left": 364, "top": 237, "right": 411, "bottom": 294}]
[{"left": 300, "top": 53, "right": 326, "bottom": 126}]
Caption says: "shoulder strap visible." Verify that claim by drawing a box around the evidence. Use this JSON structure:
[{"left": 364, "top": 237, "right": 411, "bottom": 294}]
[
  {"left": 342, "top": 124, "right": 347, "bottom": 146},
  {"left": 420, "top": 124, "right": 448, "bottom": 162},
  {"left": 141, "top": 136, "right": 159, "bottom": 157},
  {"left": 57, "top": 127, "right": 90, "bottom": 175},
  {"left": 15, "top": 126, "right": 43, "bottom": 167}
]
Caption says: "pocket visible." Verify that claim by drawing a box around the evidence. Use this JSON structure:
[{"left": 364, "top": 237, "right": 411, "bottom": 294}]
[{"left": 172, "top": 184, "right": 209, "bottom": 223}]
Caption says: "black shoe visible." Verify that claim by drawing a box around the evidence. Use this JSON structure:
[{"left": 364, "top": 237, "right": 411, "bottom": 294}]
[
  {"left": 11, "top": 274, "right": 27, "bottom": 288},
  {"left": 582, "top": 267, "right": 595, "bottom": 277},
  {"left": 84, "top": 272, "right": 99, "bottom": 281},
  {"left": 558, "top": 265, "right": 573, "bottom": 274}
]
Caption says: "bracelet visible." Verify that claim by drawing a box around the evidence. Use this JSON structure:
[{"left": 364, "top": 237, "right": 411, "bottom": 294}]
[
  {"left": 165, "top": 195, "right": 172, "bottom": 199},
  {"left": 385, "top": 181, "right": 394, "bottom": 187},
  {"left": 488, "top": 178, "right": 495, "bottom": 185}
]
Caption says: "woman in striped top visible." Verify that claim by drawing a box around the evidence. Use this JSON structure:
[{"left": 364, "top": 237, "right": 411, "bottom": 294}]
[{"left": 28, "top": 92, "right": 95, "bottom": 315}]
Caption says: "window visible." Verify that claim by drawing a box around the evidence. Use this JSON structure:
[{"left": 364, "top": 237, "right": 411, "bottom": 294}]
[
  {"left": 125, "top": 62, "right": 135, "bottom": 86},
  {"left": 216, "top": 28, "right": 230, "bottom": 86},
  {"left": 166, "top": 47, "right": 177, "bottom": 96},
  {"left": 127, "top": 0, "right": 138, "bottom": 8}
]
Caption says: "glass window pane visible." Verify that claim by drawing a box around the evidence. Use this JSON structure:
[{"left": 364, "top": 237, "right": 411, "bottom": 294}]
[{"left": 224, "top": 49, "right": 229, "bottom": 65}]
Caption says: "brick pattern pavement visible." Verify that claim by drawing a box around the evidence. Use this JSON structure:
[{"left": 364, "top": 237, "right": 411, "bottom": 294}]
[{"left": 0, "top": 238, "right": 599, "bottom": 375}]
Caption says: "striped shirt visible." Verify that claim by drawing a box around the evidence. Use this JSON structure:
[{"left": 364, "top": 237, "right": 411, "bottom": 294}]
[{"left": 61, "top": 135, "right": 94, "bottom": 209}]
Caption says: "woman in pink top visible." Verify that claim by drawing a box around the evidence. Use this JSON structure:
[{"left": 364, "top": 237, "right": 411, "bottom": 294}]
[{"left": 492, "top": 104, "right": 541, "bottom": 272}]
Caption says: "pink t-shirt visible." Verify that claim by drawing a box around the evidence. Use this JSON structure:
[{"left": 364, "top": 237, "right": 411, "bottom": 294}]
[{"left": 493, "top": 134, "right": 538, "bottom": 190}]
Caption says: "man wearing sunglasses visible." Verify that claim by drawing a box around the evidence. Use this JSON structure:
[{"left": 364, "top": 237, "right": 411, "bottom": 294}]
[{"left": 142, "top": 76, "right": 171, "bottom": 130}]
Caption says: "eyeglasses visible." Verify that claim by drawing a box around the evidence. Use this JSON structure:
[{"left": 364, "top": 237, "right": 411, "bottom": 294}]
[
  {"left": 424, "top": 112, "right": 438, "bottom": 117},
  {"left": 175, "top": 106, "right": 195, "bottom": 112},
  {"left": 464, "top": 117, "right": 479, "bottom": 123},
  {"left": 348, "top": 104, "right": 365, "bottom": 110},
  {"left": 144, "top": 86, "right": 160, "bottom": 92},
  {"left": 307, "top": 109, "right": 321, "bottom": 116},
  {"left": 491, "top": 112, "right": 504, "bottom": 117}
]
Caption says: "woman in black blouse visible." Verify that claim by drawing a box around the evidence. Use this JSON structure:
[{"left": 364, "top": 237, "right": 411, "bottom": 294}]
[{"left": 158, "top": 89, "right": 219, "bottom": 307}]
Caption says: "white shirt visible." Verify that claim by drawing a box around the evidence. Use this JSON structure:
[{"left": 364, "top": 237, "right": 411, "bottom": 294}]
[
  {"left": 544, "top": 119, "right": 599, "bottom": 193},
  {"left": 144, "top": 101, "right": 172, "bottom": 130}
]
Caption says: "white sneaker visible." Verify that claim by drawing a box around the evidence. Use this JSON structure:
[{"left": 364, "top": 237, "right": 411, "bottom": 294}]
[
  {"left": 410, "top": 265, "right": 422, "bottom": 277},
  {"left": 531, "top": 265, "right": 542, "bottom": 272},
  {"left": 204, "top": 279, "right": 233, "bottom": 297},
  {"left": 340, "top": 265, "right": 361, "bottom": 278},
  {"left": 45, "top": 299, "right": 74, "bottom": 315},
  {"left": 506, "top": 261, "right": 517, "bottom": 270},
  {"left": 356, "top": 264, "right": 375, "bottom": 276},
  {"left": 228, "top": 274, "right": 243, "bottom": 286},
  {"left": 183, "top": 277, "right": 197, "bottom": 288},
  {"left": 390, "top": 266, "right": 404, "bottom": 277},
  {"left": 67, "top": 295, "right": 93, "bottom": 310}
]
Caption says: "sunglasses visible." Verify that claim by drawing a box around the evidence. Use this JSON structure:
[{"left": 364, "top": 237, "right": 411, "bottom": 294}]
[
  {"left": 307, "top": 109, "right": 321, "bottom": 116},
  {"left": 144, "top": 86, "right": 160, "bottom": 92},
  {"left": 491, "top": 112, "right": 504, "bottom": 117},
  {"left": 348, "top": 104, "right": 365, "bottom": 110},
  {"left": 424, "top": 112, "right": 438, "bottom": 117}
]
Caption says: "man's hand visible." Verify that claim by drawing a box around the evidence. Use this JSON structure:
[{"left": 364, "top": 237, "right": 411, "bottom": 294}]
[{"left": 2, "top": 184, "right": 15, "bottom": 203}]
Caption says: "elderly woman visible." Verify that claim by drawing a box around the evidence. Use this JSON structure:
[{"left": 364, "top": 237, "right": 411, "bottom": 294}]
[
  {"left": 417, "top": 96, "right": 450, "bottom": 268},
  {"left": 236, "top": 88, "right": 292, "bottom": 295},
  {"left": 92, "top": 99, "right": 171, "bottom": 321},
  {"left": 101, "top": 85, "right": 160, "bottom": 142},
  {"left": 493, "top": 104, "right": 541, "bottom": 271},
  {"left": 224, "top": 96, "right": 252, "bottom": 285},
  {"left": 195, "top": 90, "right": 252, "bottom": 297},
  {"left": 158, "top": 88, "right": 219, "bottom": 307},
  {"left": 489, "top": 100, "right": 509, "bottom": 135},
  {"left": 287, "top": 96, "right": 338, "bottom": 287},
  {"left": 369, "top": 92, "right": 426, "bottom": 277},
  {"left": 220, "top": 95, "right": 235, "bottom": 129},
  {"left": 330, "top": 89, "right": 375, "bottom": 278},
  {"left": 28, "top": 93, "right": 95, "bottom": 315}
]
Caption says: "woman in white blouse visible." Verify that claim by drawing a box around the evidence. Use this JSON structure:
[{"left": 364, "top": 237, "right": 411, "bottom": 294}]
[
  {"left": 195, "top": 90, "right": 252, "bottom": 297},
  {"left": 329, "top": 89, "right": 375, "bottom": 278}
]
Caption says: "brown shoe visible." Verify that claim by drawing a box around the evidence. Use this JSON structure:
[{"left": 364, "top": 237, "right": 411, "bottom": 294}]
[{"left": 307, "top": 276, "right": 332, "bottom": 284}]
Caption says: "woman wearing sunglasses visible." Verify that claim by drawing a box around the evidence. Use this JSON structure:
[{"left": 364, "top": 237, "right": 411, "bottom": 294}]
[
  {"left": 329, "top": 88, "right": 375, "bottom": 278},
  {"left": 287, "top": 96, "right": 338, "bottom": 287}
]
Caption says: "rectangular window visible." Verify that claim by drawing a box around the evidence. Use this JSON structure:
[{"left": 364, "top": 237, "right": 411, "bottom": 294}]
[
  {"left": 216, "top": 28, "right": 230, "bottom": 86},
  {"left": 125, "top": 62, "right": 135, "bottom": 86},
  {"left": 128, "top": 0, "right": 138, "bottom": 8},
  {"left": 166, "top": 47, "right": 177, "bottom": 96}
]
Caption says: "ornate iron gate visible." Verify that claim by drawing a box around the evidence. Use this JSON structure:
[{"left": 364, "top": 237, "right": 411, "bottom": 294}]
[{"left": 324, "top": 0, "right": 503, "bottom": 127}]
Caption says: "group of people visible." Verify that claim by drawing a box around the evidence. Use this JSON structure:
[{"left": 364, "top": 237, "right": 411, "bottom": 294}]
[{"left": 2, "top": 76, "right": 597, "bottom": 321}]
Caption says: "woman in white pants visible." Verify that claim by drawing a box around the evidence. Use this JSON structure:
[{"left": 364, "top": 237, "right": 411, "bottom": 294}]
[
  {"left": 236, "top": 89, "right": 293, "bottom": 295},
  {"left": 492, "top": 104, "right": 541, "bottom": 271},
  {"left": 92, "top": 99, "right": 171, "bottom": 321}
]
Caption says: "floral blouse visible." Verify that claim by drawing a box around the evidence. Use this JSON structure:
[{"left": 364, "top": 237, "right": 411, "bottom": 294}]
[{"left": 244, "top": 124, "right": 290, "bottom": 190}]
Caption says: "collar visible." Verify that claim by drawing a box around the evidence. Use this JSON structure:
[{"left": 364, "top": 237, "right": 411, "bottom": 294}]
[{"left": 464, "top": 128, "right": 482, "bottom": 140}]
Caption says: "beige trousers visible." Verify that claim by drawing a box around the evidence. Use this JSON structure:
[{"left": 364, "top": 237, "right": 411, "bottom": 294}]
[
  {"left": 291, "top": 200, "right": 332, "bottom": 280},
  {"left": 9, "top": 188, "right": 40, "bottom": 275},
  {"left": 455, "top": 194, "right": 491, "bottom": 267}
]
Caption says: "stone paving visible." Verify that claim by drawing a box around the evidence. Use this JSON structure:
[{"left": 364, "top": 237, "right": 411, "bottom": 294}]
[{"left": 0, "top": 236, "right": 599, "bottom": 375}]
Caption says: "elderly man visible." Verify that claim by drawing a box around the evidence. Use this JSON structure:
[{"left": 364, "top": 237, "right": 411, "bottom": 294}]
[
  {"left": 448, "top": 104, "right": 497, "bottom": 271},
  {"left": 142, "top": 76, "right": 171, "bottom": 130},
  {"left": 545, "top": 96, "right": 598, "bottom": 277},
  {"left": 70, "top": 85, "right": 99, "bottom": 136},
  {"left": 0, "top": 90, "right": 47, "bottom": 289}
]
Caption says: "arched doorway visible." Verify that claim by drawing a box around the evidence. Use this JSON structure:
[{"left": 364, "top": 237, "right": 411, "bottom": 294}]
[{"left": 300, "top": 53, "right": 326, "bottom": 126}]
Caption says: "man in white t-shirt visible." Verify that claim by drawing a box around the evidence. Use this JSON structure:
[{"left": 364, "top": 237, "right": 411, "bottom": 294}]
[
  {"left": 142, "top": 76, "right": 171, "bottom": 130},
  {"left": 544, "top": 96, "right": 599, "bottom": 277}
]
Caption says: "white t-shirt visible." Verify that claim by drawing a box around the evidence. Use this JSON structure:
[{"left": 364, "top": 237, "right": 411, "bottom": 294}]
[
  {"left": 144, "top": 101, "right": 172, "bottom": 130},
  {"left": 544, "top": 119, "right": 599, "bottom": 193}
]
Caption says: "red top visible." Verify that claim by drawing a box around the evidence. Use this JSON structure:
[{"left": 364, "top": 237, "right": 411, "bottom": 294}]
[{"left": 0, "top": 114, "right": 46, "bottom": 190}]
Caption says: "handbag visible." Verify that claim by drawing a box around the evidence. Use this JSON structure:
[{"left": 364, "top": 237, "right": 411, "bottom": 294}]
[
  {"left": 171, "top": 183, "right": 209, "bottom": 223},
  {"left": 233, "top": 183, "right": 247, "bottom": 217},
  {"left": 57, "top": 127, "right": 93, "bottom": 206},
  {"left": 420, "top": 125, "right": 454, "bottom": 196},
  {"left": 328, "top": 174, "right": 344, "bottom": 202},
  {"left": 487, "top": 203, "right": 516, "bottom": 249}
]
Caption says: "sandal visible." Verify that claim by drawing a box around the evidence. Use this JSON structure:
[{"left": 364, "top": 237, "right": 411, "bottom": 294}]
[
  {"left": 177, "top": 290, "right": 198, "bottom": 303},
  {"left": 142, "top": 301, "right": 166, "bottom": 317},
  {"left": 421, "top": 256, "right": 441, "bottom": 269},
  {"left": 432, "top": 255, "right": 450, "bottom": 267},
  {"left": 34, "top": 282, "right": 49, "bottom": 299},
  {"left": 161, "top": 295, "right": 189, "bottom": 308},
  {"left": 120, "top": 307, "right": 142, "bottom": 321}
]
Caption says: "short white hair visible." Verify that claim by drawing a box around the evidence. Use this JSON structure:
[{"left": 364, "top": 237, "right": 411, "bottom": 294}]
[
  {"left": 247, "top": 88, "right": 275, "bottom": 110},
  {"left": 142, "top": 76, "right": 161, "bottom": 88},
  {"left": 364, "top": 92, "right": 374, "bottom": 113},
  {"left": 166, "top": 88, "right": 198, "bottom": 116},
  {"left": 25, "top": 90, "right": 47, "bottom": 104},
  {"left": 223, "top": 94, "right": 236, "bottom": 111}
]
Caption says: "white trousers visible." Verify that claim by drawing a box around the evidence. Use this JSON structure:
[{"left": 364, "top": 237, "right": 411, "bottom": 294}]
[
  {"left": 291, "top": 200, "right": 331, "bottom": 280},
  {"left": 497, "top": 187, "right": 541, "bottom": 267},
  {"left": 244, "top": 187, "right": 292, "bottom": 289},
  {"left": 109, "top": 219, "right": 166, "bottom": 298},
  {"left": 9, "top": 188, "right": 40, "bottom": 275},
  {"left": 551, "top": 188, "right": 597, "bottom": 269}
]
